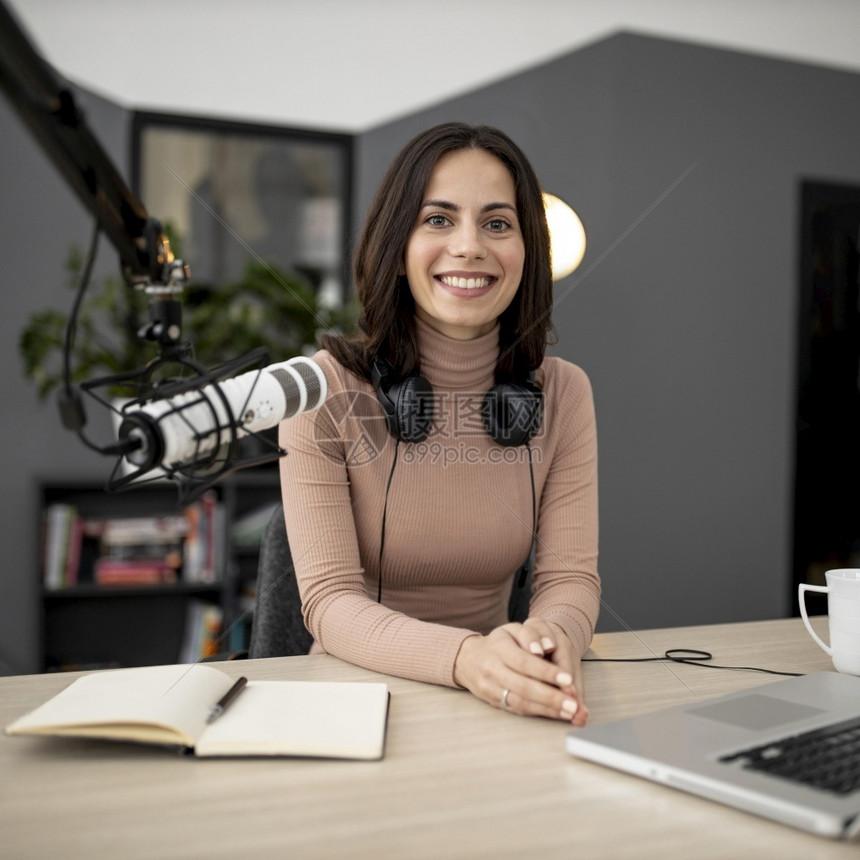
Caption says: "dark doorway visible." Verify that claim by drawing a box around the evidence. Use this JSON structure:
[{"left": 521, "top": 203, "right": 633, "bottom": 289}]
[{"left": 793, "top": 180, "right": 860, "bottom": 615}]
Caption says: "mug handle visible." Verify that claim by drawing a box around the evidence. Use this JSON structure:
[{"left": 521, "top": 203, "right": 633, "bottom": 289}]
[{"left": 798, "top": 583, "right": 831, "bottom": 656}]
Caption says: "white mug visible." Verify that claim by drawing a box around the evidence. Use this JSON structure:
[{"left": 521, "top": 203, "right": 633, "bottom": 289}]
[{"left": 799, "top": 569, "right": 860, "bottom": 676}]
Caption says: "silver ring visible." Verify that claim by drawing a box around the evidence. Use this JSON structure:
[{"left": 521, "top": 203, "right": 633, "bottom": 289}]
[{"left": 501, "top": 688, "right": 511, "bottom": 709}]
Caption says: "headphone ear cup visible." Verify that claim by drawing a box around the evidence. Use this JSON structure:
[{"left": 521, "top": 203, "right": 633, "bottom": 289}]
[
  {"left": 388, "top": 375, "right": 434, "bottom": 443},
  {"left": 482, "top": 382, "right": 544, "bottom": 447},
  {"left": 371, "top": 357, "right": 434, "bottom": 443}
]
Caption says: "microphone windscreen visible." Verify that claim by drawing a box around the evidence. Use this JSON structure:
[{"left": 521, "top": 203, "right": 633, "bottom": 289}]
[{"left": 270, "top": 357, "right": 326, "bottom": 418}]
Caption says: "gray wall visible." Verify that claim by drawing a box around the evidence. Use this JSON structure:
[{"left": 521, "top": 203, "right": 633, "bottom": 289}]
[
  {"left": 3, "top": 31, "right": 860, "bottom": 672},
  {"left": 356, "top": 32, "right": 860, "bottom": 634},
  {"left": 0, "top": 85, "right": 130, "bottom": 673}
]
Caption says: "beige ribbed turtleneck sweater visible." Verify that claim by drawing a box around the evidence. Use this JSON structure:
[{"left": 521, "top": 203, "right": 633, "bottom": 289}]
[{"left": 279, "top": 318, "right": 600, "bottom": 687}]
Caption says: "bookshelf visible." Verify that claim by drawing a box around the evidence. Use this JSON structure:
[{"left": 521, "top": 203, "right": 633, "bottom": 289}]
[{"left": 37, "top": 470, "right": 281, "bottom": 671}]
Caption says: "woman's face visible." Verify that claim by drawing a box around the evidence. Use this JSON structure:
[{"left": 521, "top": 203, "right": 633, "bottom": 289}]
[{"left": 404, "top": 148, "right": 525, "bottom": 340}]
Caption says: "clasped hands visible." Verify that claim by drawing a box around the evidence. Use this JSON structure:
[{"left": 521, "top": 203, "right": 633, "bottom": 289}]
[{"left": 453, "top": 618, "right": 588, "bottom": 726}]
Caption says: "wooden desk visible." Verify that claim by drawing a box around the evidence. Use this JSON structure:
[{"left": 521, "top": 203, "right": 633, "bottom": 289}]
[{"left": 1, "top": 617, "right": 856, "bottom": 859}]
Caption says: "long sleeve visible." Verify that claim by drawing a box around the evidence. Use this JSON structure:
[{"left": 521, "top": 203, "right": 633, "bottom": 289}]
[{"left": 528, "top": 360, "right": 600, "bottom": 656}]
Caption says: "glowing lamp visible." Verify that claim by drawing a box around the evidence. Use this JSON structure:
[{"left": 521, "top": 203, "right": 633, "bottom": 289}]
[{"left": 542, "top": 192, "right": 586, "bottom": 281}]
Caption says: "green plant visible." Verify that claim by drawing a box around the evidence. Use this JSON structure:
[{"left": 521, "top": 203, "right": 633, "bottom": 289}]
[{"left": 20, "top": 247, "right": 357, "bottom": 401}]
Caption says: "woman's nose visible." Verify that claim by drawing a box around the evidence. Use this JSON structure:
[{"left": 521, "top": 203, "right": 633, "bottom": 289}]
[{"left": 449, "top": 223, "right": 487, "bottom": 259}]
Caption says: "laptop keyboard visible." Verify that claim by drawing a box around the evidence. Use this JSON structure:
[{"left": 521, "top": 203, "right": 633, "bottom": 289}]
[{"left": 719, "top": 716, "right": 860, "bottom": 796}]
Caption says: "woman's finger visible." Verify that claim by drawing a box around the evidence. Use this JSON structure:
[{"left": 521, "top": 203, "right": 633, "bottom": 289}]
[{"left": 505, "top": 619, "right": 558, "bottom": 658}]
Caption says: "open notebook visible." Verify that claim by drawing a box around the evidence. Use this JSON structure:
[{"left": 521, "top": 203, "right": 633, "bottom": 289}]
[
  {"left": 5, "top": 663, "right": 390, "bottom": 760},
  {"left": 566, "top": 671, "right": 860, "bottom": 840}
]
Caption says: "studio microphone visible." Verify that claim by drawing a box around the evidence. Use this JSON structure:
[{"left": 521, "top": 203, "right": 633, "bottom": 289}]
[{"left": 116, "top": 356, "right": 327, "bottom": 472}]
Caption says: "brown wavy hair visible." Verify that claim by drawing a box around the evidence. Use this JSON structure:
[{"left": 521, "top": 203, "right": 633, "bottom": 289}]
[{"left": 322, "top": 122, "right": 554, "bottom": 383}]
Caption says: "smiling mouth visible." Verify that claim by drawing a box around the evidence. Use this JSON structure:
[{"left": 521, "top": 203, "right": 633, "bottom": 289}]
[{"left": 437, "top": 275, "right": 494, "bottom": 290}]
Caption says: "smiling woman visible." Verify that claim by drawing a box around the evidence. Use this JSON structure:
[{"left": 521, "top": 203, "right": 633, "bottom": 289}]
[
  {"left": 405, "top": 148, "right": 525, "bottom": 340},
  {"left": 275, "top": 122, "right": 601, "bottom": 726}
]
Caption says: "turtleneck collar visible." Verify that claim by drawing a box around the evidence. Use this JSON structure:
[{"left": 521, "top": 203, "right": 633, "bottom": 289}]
[{"left": 415, "top": 316, "right": 499, "bottom": 391}]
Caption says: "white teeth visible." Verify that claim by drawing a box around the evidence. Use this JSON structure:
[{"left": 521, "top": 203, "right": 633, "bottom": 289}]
[{"left": 440, "top": 276, "right": 492, "bottom": 290}]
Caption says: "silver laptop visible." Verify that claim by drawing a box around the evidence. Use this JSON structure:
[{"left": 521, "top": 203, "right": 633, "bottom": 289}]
[{"left": 565, "top": 671, "right": 860, "bottom": 839}]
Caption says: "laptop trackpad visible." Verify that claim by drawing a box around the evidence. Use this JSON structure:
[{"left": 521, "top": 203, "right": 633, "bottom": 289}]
[{"left": 689, "top": 694, "right": 826, "bottom": 731}]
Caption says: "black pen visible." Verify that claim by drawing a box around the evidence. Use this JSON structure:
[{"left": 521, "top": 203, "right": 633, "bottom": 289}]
[{"left": 206, "top": 676, "right": 248, "bottom": 723}]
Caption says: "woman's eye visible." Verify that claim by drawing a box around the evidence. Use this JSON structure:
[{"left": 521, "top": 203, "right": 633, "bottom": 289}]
[
  {"left": 426, "top": 214, "right": 451, "bottom": 228},
  {"left": 485, "top": 218, "right": 511, "bottom": 232}
]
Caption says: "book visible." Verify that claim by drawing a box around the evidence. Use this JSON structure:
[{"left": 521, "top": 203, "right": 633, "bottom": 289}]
[
  {"left": 182, "top": 491, "right": 220, "bottom": 583},
  {"left": 5, "top": 664, "right": 390, "bottom": 760},
  {"left": 178, "top": 601, "right": 224, "bottom": 662},
  {"left": 42, "top": 504, "right": 77, "bottom": 589},
  {"left": 93, "top": 560, "right": 180, "bottom": 585},
  {"left": 63, "top": 514, "right": 83, "bottom": 586},
  {"left": 98, "top": 515, "right": 190, "bottom": 545}
]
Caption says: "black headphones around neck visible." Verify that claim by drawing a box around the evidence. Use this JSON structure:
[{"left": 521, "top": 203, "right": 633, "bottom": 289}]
[{"left": 370, "top": 356, "right": 543, "bottom": 447}]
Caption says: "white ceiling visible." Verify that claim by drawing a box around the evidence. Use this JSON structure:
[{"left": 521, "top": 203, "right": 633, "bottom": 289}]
[{"left": 8, "top": 0, "right": 860, "bottom": 132}]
